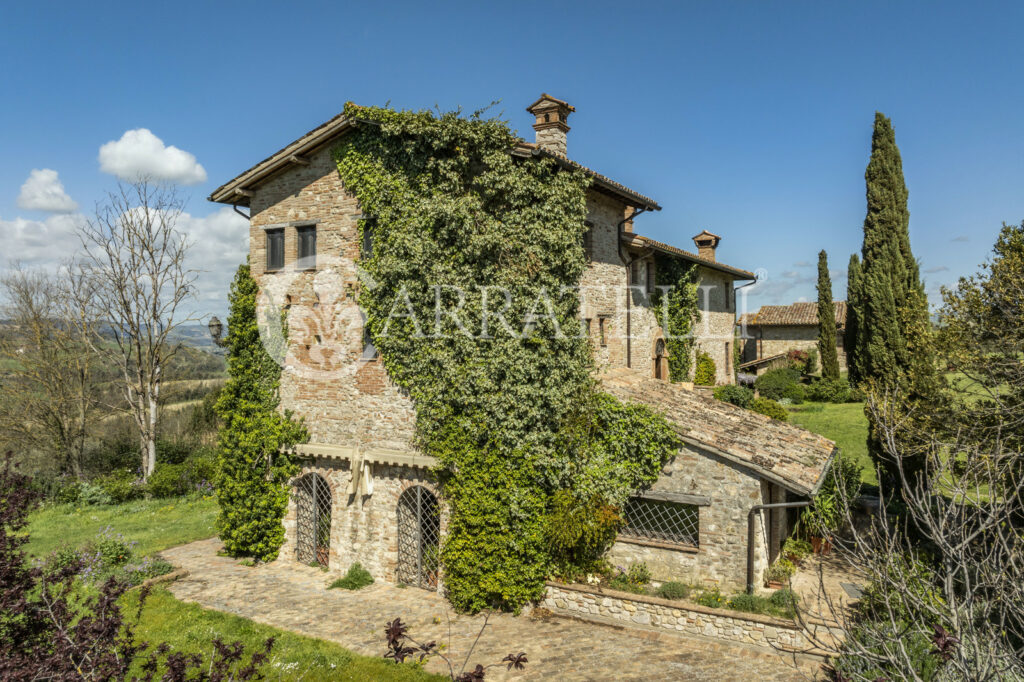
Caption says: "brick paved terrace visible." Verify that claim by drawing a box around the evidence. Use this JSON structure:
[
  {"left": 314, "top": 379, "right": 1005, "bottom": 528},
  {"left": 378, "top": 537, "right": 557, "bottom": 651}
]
[{"left": 162, "top": 539, "right": 824, "bottom": 681}]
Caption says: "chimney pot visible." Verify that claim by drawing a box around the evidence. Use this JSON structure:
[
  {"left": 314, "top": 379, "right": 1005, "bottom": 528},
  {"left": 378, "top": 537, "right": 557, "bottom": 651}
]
[
  {"left": 526, "top": 93, "right": 574, "bottom": 156},
  {"left": 692, "top": 230, "right": 722, "bottom": 262}
]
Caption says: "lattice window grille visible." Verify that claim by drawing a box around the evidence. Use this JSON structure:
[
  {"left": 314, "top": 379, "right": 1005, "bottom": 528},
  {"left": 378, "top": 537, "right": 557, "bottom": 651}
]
[
  {"left": 620, "top": 497, "right": 699, "bottom": 548},
  {"left": 296, "top": 473, "right": 332, "bottom": 567},
  {"left": 396, "top": 486, "right": 441, "bottom": 590}
]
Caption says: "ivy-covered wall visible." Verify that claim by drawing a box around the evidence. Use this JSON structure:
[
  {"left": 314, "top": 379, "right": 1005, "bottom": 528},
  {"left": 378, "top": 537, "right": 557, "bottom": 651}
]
[{"left": 333, "top": 105, "right": 679, "bottom": 611}]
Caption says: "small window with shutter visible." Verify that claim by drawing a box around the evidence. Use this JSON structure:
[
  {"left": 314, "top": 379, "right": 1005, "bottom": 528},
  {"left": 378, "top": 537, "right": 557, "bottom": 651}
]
[
  {"left": 297, "top": 225, "right": 316, "bottom": 269},
  {"left": 266, "top": 229, "right": 284, "bottom": 271}
]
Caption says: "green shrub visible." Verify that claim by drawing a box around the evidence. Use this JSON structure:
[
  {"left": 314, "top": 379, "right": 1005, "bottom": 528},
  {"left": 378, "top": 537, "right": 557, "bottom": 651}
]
[
  {"left": 187, "top": 451, "right": 218, "bottom": 487},
  {"left": 77, "top": 481, "right": 113, "bottom": 506},
  {"left": 608, "top": 563, "right": 651, "bottom": 594},
  {"left": 713, "top": 384, "right": 754, "bottom": 409},
  {"left": 803, "top": 348, "right": 818, "bottom": 376},
  {"left": 727, "top": 593, "right": 771, "bottom": 614},
  {"left": 807, "top": 377, "right": 852, "bottom": 403},
  {"left": 695, "top": 587, "right": 725, "bottom": 608},
  {"left": 765, "top": 557, "right": 796, "bottom": 583},
  {"left": 147, "top": 462, "right": 191, "bottom": 498},
  {"left": 156, "top": 438, "right": 192, "bottom": 465},
  {"left": 751, "top": 397, "right": 789, "bottom": 422},
  {"left": 94, "top": 469, "right": 145, "bottom": 504},
  {"left": 545, "top": 491, "right": 621, "bottom": 578},
  {"left": 694, "top": 351, "right": 717, "bottom": 386},
  {"left": 328, "top": 562, "right": 374, "bottom": 590},
  {"left": 768, "top": 588, "right": 800, "bottom": 610},
  {"left": 754, "top": 367, "right": 802, "bottom": 400},
  {"left": 781, "top": 537, "right": 812, "bottom": 562},
  {"left": 92, "top": 529, "right": 134, "bottom": 568},
  {"left": 53, "top": 480, "right": 82, "bottom": 504},
  {"left": 654, "top": 581, "right": 692, "bottom": 600}
]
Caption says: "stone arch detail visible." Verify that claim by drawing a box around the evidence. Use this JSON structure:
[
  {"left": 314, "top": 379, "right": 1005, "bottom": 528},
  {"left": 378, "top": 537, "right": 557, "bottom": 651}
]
[{"left": 652, "top": 336, "right": 669, "bottom": 380}]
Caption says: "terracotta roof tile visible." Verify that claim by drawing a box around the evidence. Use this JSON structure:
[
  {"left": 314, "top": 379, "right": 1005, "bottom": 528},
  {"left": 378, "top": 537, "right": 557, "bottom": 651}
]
[
  {"left": 600, "top": 368, "right": 837, "bottom": 496},
  {"left": 746, "top": 301, "right": 847, "bottom": 328},
  {"left": 624, "top": 234, "right": 756, "bottom": 281}
]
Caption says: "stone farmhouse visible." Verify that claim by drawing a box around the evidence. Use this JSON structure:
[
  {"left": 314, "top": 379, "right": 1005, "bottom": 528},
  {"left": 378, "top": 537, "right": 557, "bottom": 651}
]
[
  {"left": 738, "top": 301, "right": 848, "bottom": 376},
  {"left": 208, "top": 94, "right": 836, "bottom": 595}
]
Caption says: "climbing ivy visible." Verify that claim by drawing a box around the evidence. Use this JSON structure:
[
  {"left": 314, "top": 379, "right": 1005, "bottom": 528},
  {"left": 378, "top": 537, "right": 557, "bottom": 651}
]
[
  {"left": 215, "top": 264, "right": 307, "bottom": 562},
  {"left": 334, "top": 104, "right": 678, "bottom": 611},
  {"left": 652, "top": 254, "right": 701, "bottom": 382}
]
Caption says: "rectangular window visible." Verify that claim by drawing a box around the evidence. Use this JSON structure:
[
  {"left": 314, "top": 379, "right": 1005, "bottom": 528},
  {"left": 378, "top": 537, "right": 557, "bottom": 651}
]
[
  {"left": 361, "top": 219, "right": 374, "bottom": 259},
  {"left": 620, "top": 497, "right": 699, "bottom": 548},
  {"left": 646, "top": 261, "right": 655, "bottom": 294},
  {"left": 630, "top": 260, "right": 644, "bottom": 286},
  {"left": 297, "top": 225, "right": 316, "bottom": 269},
  {"left": 266, "top": 228, "right": 284, "bottom": 271},
  {"left": 585, "top": 318, "right": 592, "bottom": 338},
  {"left": 582, "top": 221, "right": 593, "bottom": 259},
  {"left": 598, "top": 316, "right": 608, "bottom": 347}
]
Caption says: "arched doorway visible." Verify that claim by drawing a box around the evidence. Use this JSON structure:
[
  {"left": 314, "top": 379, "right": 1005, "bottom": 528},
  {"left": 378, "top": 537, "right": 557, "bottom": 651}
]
[
  {"left": 296, "top": 473, "right": 332, "bottom": 568},
  {"left": 653, "top": 338, "right": 668, "bottom": 380},
  {"left": 396, "top": 486, "right": 440, "bottom": 590}
]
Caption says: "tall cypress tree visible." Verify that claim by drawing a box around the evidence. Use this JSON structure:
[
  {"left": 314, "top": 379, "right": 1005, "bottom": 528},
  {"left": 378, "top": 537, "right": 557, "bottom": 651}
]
[
  {"left": 845, "top": 253, "right": 863, "bottom": 385},
  {"left": 856, "top": 113, "right": 936, "bottom": 481},
  {"left": 817, "top": 250, "right": 841, "bottom": 380}
]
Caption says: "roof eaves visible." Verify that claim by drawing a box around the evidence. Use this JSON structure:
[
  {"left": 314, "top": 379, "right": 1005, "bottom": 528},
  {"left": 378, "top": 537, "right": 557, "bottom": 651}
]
[
  {"left": 517, "top": 146, "right": 661, "bottom": 211},
  {"left": 625, "top": 234, "right": 756, "bottom": 280}
]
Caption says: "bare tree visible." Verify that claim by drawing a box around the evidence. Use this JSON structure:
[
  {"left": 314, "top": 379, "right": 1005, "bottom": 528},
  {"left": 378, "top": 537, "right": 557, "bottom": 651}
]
[
  {"left": 0, "top": 264, "right": 101, "bottom": 479},
  {"left": 73, "top": 181, "right": 197, "bottom": 479}
]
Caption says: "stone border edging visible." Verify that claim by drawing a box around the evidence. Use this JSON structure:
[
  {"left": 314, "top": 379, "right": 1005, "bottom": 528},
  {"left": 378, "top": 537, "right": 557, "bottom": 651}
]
[
  {"left": 129, "top": 568, "right": 190, "bottom": 592},
  {"left": 545, "top": 581, "right": 815, "bottom": 652}
]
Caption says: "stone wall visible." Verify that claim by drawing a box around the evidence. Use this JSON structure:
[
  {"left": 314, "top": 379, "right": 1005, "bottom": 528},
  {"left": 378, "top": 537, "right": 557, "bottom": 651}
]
[
  {"left": 281, "top": 457, "right": 445, "bottom": 591},
  {"left": 742, "top": 325, "right": 846, "bottom": 372},
  {"left": 606, "top": 443, "right": 774, "bottom": 592},
  {"left": 693, "top": 268, "right": 738, "bottom": 385},
  {"left": 544, "top": 582, "right": 809, "bottom": 651}
]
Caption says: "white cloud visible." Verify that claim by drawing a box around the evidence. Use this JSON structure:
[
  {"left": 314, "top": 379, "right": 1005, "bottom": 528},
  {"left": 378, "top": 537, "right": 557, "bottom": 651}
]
[
  {"left": 98, "top": 129, "right": 207, "bottom": 185},
  {"left": 0, "top": 213, "right": 86, "bottom": 266},
  {"left": 925, "top": 265, "right": 949, "bottom": 274},
  {"left": 17, "top": 169, "right": 78, "bottom": 212},
  {"left": 0, "top": 206, "right": 247, "bottom": 318}
]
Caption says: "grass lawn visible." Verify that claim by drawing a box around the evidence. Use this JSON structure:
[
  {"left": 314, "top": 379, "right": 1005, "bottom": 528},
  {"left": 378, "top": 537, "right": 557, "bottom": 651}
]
[
  {"left": 787, "top": 401, "right": 876, "bottom": 487},
  {"left": 25, "top": 495, "right": 219, "bottom": 558},
  {"left": 123, "top": 588, "right": 443, "bottom": 681}
]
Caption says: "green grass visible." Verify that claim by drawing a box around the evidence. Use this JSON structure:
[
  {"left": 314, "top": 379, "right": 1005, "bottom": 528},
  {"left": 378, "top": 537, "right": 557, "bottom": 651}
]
[
  {"left": 787, "top": 401, "right": 876, "bottom": 486},
  {"left": 122, "top": 588, "right": 443, "bottom": 681},
  {"left": 25, "top": 495, "right": 219, "bottom": 558}
]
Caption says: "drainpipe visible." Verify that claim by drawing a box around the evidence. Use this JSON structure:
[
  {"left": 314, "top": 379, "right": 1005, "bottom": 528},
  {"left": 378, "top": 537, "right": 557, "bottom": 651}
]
[
  {"left": 746, "top": 500, "right": 810, "bottom": 594},
  {"left": 617, "top": 208, "right": 649, "bottom": 368},
  {"left": 233, "top": 204, "right": 251, "bottom": 220}
]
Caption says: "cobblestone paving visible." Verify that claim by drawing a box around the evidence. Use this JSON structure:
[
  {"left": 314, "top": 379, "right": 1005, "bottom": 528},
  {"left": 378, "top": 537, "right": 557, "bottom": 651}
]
[{"left": 163, "top": 539, "right": 822, "bottom": 681}]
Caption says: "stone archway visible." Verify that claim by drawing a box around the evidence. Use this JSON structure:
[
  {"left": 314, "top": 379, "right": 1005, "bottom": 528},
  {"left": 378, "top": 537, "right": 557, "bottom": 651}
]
[
  {"left": 295, "top": 472, "right": 332, "bottom": 568},
  {"left": 396, "top": 485, "right": 441, "bottom": 590},
  {"left": 653, "top": 337, "right": 669, "bottom": 380}
]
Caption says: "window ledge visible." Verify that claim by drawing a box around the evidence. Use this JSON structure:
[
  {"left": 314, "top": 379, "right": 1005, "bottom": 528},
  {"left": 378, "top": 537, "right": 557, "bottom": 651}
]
[{"left": 616, "top": 536, "right": 699, "bottom": 553}]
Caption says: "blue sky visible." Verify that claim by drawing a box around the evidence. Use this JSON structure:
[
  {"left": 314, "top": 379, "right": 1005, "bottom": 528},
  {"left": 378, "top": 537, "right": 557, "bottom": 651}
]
[{"left": 2, "top": 0, "right": 1022, "bottom": 318}]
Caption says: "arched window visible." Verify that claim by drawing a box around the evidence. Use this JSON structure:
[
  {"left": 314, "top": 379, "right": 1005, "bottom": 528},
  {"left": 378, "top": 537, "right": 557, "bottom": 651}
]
[{"left": 654, "top": 338, "right": 668, "bottom": 380}]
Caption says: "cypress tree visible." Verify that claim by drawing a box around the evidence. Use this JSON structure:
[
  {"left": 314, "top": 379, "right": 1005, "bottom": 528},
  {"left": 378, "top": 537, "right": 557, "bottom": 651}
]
[
  {"left": 215, "top": 264, "right": 307, "bottom": 562},
  {"left": 856, "top": 113, "right": 936, "bottom": 481},
  {"left": 845, "top": 253, "right": 863, "bottom": 385},
  {"left": 817, "top": 250, "right": 841, "bottom": 380}
]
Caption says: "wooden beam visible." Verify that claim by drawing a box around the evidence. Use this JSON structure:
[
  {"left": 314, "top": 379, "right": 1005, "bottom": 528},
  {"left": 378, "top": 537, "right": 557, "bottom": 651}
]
[
  {"left": 288, "top": 154, "right": 310, "bottom": 166},
  {"left": 235, "top": 187, "right": 255, "bottom": 198},
  {"left": 638, "top": 490, "right": 711, "bottom": 507}
]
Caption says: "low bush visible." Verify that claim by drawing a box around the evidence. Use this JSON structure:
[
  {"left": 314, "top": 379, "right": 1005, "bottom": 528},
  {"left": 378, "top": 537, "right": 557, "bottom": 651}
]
[
  {"left": 765, "top": 557, "right": 796, "bottom": 583},
  {"left": 654, "top": 581, "right": 692, "bottom": 600},
  {"left": 43, "top": 527, "right": 173, "bottom": 586},
  {"left": 78, "top": 481, "right": 113, "bottom": 506},
  {"left": 803, "top": 348, "right": 818, "bottom": 376},
  {"left": 329, "top": 562, "right": 374, "bottom": 590},
  {"left": 694, "top": 351, "right": 717, "bottom": 386},
  {"left": 781, "top": 537, "right": 812, "bottom": 563},
  {"left": 755, "top": 367, "right": 803, "bottom": 402},
  {"left": 807, "top": 377, "right": 852, "bottom": 403},
  {"left": 53, "top": 479, "right": 82, "bottom": 504},
  {"left": 95, "top": 468, "right": 146, "bottom": 504},
  {"left": 156, "top": 438, "right": 193, "bottom": 465},
  {"left": 695, "top": 587, "right": 725, "bottom": 609},
  {"left": 147, "top": 462, "right": 192, "bottom": 498},
  {"left": 727, "top": 592, "right": 771, "bottom": 614},
  {"left": 608, "top": 563, "right": 651, "bottom": 594},
  {"left": 751, "top": 397, "right": 789, "bottom": 422},
  {"left": 768, "top": 588, "right": 800, "bottom": 611},
  {"left": 713, "top": 384, "right": 754, "bottom": 409}
]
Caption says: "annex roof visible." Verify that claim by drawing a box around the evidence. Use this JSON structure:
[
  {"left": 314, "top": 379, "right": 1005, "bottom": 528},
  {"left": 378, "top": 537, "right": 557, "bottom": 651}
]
[
  {"left": 621, "top": 233, "right": 756, "bottom": 281},
  {"left": 744, "top": 301, "right": 847, "bottom": 328},
  {"left": 600, "top": 368, "right": 837, "bottom": 496}
]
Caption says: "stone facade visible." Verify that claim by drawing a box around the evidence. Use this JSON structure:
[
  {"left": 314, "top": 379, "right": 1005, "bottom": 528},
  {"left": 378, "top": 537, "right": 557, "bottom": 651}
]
[
  {"left": 741, "top": 324, "right": 847, "bottom": 371},
  {"left": 544, "top": 582, "right": 810, "bottom": 651},
  {"left": 606, "top": 443, "right": 776, "bottom": 591}
]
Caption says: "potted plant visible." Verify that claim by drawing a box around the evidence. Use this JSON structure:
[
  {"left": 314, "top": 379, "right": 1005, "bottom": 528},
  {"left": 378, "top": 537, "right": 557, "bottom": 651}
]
[
  {"left": 802, "top": 495, "right": 838, "bottom": 555},
  {"left": 764, "top": 558, "right": 795, "bottom": 589}
]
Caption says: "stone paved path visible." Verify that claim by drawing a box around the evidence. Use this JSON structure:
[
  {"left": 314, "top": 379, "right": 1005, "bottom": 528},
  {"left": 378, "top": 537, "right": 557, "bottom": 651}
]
[{"left": 162, "top": 539, "right": 822, "bottom": 681}]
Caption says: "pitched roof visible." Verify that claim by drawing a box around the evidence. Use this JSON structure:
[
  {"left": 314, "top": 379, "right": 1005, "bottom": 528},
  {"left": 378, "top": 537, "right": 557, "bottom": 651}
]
[
  {"left": 744, "top": 301, "right": 847, "bottom": 328},
  {"left": 600, "top": 368, "right": 837, "bottom": 496},
  {"left": 622, "top": 233, "right": 756, "bottom": 281},
  {"left": 209, "top": 109, "right": 660, "bottom": 211}
]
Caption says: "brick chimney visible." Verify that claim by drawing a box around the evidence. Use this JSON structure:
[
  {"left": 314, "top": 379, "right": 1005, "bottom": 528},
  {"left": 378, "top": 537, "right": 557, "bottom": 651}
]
[
  {"left": 692, "top": 230, "right": 722, "bottom": 262},
  {"left": 526, "top": 94, "right": 574, "bottom": 156}
]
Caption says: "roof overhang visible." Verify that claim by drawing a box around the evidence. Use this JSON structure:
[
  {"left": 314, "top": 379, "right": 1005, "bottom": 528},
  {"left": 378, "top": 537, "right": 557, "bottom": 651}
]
[{"left": 622, "top": 233, "right": 756, "bottom": 280}]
